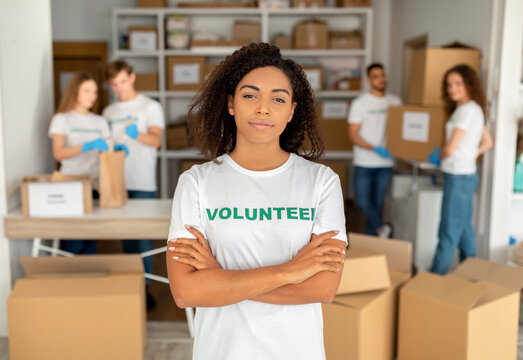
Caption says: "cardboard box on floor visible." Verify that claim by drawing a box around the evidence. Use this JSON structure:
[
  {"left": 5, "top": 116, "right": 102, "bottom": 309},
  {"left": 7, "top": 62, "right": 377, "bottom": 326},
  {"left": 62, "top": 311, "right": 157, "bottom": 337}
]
[
  {"left": 398, "top": 271, "right": 519, "bottom": 360},
  {"left": 323, "top": 233, "right": 412, "bottom": 360},
  {"left": 409, "top": 43, "right": 481, "bottom": 106},
  {"left": 7, "top": 255, "right": 146, "bottom": 360},
  {"left": 386, "top": 105, "right": 447, "bottom": 163}
]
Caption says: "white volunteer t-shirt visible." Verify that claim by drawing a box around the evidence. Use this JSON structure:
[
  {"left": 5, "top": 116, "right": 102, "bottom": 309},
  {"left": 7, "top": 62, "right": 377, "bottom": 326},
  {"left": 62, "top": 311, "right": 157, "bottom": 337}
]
[
  {"left": 441, "top": 101, "right": 484, "bottom": 175},
  {"left": 169, "top": 153, "right": 348, "bottom": 360},
  {"left": 348, "top": 92, "right": 402, "bottom": 168},
  {"left": 103, "top": 94, "right": 165, "bottom": 191},
  {"left": 48, "top": 111, "right": 111, "bottom": 180}
]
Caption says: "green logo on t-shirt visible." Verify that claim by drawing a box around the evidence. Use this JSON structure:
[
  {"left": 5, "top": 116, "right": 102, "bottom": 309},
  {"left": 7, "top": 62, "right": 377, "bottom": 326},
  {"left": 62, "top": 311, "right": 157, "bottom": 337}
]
[
  {"left": 109, "top": 115, "right": 138, "bottom": 125},
  {"left": 205, "top": 207, "right": 315, "bottom": 221},
  {"left": 367, "top": 109, "right": 387, "bottom": 115},
  {"left": 70, "top": 128, "right": 102, "bottom": 134}
]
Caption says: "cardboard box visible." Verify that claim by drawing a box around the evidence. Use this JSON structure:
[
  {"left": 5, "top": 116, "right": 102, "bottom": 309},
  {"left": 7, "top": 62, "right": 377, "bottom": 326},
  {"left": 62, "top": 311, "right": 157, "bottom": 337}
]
[
  {"left": 137, "top": 0, "right": 166, "bottom": 7},
  {"left": 323, "top": 270, "right": 410, "bottom": 360},
  {"left": 233, "top": 22, "right": 261, "bottom": 43},
  {"left": 386, "top": 105, "right": 447, "bottom": 162},
  {"left": 409, "top": 45, "right": 481, "bottom": 105},
  {"left": 336, "top": 0, "right": 371, "bottom": 6},
  {"left": 134, "top": 73, "right": 158, "bottom": 91},
  {"left": 335, "top": 77, "right": 361, "bottom": 91},
  {"left": 178, "top": 1, "right": 256, "bottom": 7},
  {"left": 205, "top": 63, "right": 220, "bottom": 79},
  {"left": 329, "top": 30, "right": 362, "bottom": 49},
  {"left": 166, "top": 56, "right": 206, "bottom": 91},
  {"left": 8, "top": 255, "right": 146, "bottom": 360},
  {"left": 292, "top": 0, "right": 324, "bottom": 7},
  {"left": 398, "top": 272, "right": 519, "bottom": 360},
  {"left": 190, "top": 39, "right": 250, "bottom": 48},
  {"left": 337, "top": 248, "right": 391, "bottom": 295},
  {"left": 21, "top": 173, "right": 93, "bottom": 217},
  {"left": 166, "top": 123, "right": 190, "bottom": 150},
  {"left": 302, "top": 66, "right": 324, "bottom": 90},
  {"left": 128, "top": 26, "right": 157, "bottom": 50},
  {"left": 318, "top": 101, "right": 352, "bottom": 151},
  {"left": 293, "top": 20, "right": 328, "bottom": 50},
  {"left": 273, "top": 35, "right": 292, "bottom": 49}
]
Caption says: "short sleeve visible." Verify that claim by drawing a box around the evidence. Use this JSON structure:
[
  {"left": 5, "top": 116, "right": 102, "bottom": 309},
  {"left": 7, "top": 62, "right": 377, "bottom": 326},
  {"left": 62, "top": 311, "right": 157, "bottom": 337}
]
[
  {"left": 48, "top": 113, "right": 66, "bottom": 138},
  {"left": 147, "top": 101, "right": 165, "bottom": 130},
  {"left": 348, "top": 98, "right": 364, "bottom": 124},
  {"left": 311, "top": 168, "right": 348, "bottom": 245},
  {"left": 168, "top": 171, "right": 205, "bottom": 242},
  {"left": 453, "top": 106, "right": 475, "bottom": 130}
]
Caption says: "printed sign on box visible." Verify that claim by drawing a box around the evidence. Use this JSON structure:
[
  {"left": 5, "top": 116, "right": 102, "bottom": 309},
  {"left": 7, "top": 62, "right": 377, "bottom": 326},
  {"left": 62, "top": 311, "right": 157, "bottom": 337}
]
[
  {"left": 322, "top": 101, "right": 348, "bottom": 119},
  {"left": 28, "top": 182, "right": 84, "bottom": 217},
  {"left": 173, "top": 63, "right": 200, "bottom": 84},
  {"left": 402, "top": 111, "right": 429, "bottom": 142}
]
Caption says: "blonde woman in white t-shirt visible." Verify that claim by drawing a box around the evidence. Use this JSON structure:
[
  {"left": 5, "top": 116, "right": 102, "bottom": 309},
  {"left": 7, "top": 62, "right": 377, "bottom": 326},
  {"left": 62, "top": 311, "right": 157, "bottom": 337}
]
[
  {"left": 428, "top": 65, "right": 493, "bottom": 274},
  {"left": 49, "top": 72, "right": 127, "bottom": 254},
  {"left": 166, "top": 43, "right": 347, "bottom": 360}
]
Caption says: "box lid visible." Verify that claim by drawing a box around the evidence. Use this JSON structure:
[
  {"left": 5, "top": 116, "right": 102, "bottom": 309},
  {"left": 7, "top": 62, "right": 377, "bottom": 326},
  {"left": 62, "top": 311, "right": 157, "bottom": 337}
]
[
  {"left": 402, "top": 272, "right": 484, "bottom": 309},
  {"left": 348, "top": 232, "right": 412, "bottom": 274},
  {"left": 337, "top": 248, "right": 391, "bottom": 295},
  {"left": 453, "top": 257, "right": 523, "bottom": 291},
  {"left": 21, "top": 254, "right": 144, "bottom": 278}
]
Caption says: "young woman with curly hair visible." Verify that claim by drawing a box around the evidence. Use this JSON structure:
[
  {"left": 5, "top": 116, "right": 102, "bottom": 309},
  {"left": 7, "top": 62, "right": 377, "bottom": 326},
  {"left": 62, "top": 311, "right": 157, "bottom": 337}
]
[
  {"left": 428, "top": 64, "right": 493, "bottom": 274},
  {"left": 166, "top": 43, "right": 347, "bottom": 359}
]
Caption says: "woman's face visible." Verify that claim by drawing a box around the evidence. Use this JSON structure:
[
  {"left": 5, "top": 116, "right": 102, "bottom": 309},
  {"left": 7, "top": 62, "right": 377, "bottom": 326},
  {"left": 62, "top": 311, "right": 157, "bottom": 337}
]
[
  {"left": 446, "top": 72, "right": 469, "bottom": 103},
  {"left": 228, "top": 66, "right": 297, "bottom": 149},
  {"left": 76, "top": 79, "right": 98, "bottom": 110}
]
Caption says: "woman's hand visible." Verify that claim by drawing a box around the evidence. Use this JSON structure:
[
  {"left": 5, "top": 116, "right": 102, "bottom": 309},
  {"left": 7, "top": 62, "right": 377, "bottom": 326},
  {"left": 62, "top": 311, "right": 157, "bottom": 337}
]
[
  {"left": 168, "top": 225, "right": 222, "bottom": 271},
  {"left": 281, "top": 230, "right": 345, "bottom": 285}
]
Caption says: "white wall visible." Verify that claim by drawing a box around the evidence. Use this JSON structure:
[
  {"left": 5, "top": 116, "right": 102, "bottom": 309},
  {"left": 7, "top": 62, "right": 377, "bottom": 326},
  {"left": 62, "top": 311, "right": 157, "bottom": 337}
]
[{"left": 0, "top": 0, "right": 55, "bottom": 336}]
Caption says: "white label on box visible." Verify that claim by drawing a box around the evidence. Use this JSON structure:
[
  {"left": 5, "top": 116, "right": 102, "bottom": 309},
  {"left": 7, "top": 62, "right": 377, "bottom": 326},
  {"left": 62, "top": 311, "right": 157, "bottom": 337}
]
[
  {"left": 322, "top": 101, "right": 348, "bottom": 119},
  {"left": 303, "top": 69, "right": 321, "bottom": 90},
  {"left": 402, "top": 111, "right": 429, "bottom": 142},
  {"left": 129, "top": 32, "right": 157, "bottom": 50},
  {"left": 173, "top": 64, "right": 200, "bottom": 84},
  {"left": 28, "top": 182, "right": 84, "bottom": 217}
]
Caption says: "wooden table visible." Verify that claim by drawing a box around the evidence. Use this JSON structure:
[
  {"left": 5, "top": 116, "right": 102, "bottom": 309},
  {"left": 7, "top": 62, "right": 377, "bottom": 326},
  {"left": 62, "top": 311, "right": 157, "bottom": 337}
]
[{"left": 4, "top": 199, "right": 195, "bottom": 337}]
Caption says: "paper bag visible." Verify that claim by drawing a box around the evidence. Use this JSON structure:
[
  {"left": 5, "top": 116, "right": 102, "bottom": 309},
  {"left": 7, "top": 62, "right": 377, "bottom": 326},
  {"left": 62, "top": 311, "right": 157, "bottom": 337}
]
[{"left": 99, "top": 150, "right": 127, "bottom": 208}]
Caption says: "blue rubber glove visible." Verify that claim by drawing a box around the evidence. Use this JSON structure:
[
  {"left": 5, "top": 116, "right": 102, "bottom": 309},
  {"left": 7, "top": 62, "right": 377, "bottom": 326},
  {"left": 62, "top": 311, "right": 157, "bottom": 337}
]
[
  {"left": 125, "top": 123, "right": 139, "bottom": 140},
  {"left": 374, "top": 146, "right": 392, "bottom": 159},
  {"left": 428, "top": 146, "right": 441, "bottom": 166},
  {"left": 81, "top": 138, "right": 108, "bottom": 153},
  {"left": 114, "top": 144, "right": 129, "bottom": 157}
]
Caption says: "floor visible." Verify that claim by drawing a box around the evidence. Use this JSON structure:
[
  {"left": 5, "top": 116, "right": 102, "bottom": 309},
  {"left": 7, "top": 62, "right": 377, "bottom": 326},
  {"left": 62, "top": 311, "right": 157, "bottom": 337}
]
[{"left": 1, "top": 321, "right": 523, "bottom": 359}]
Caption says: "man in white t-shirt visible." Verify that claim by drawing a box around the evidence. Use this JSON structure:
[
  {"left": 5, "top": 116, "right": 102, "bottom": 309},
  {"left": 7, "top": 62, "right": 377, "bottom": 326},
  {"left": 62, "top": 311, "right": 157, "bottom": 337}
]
[
  {"left": 347, "top": 63, "right": 402, "bottom": 237},
  {"left": 103, "top": 60, "right": 165, "bottom": 309}
]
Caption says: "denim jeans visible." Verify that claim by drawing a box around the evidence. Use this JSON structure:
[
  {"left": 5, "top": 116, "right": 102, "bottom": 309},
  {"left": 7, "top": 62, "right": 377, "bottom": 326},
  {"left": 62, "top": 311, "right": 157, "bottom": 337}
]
[
  {"left": 123, "top": 190, "right": 156, "bottom": 284},
  {"left": 353, "top": 166, "right": 393, "bottom": 235},
  {"left": 431, "top": 172, "right": 479, "bottom": 275}
]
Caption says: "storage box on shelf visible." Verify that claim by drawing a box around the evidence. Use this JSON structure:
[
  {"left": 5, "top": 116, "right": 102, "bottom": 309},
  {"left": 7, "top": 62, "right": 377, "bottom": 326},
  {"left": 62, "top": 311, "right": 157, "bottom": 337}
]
[{"left": 112, "top": 6, "right": 372, "bottom": 197}]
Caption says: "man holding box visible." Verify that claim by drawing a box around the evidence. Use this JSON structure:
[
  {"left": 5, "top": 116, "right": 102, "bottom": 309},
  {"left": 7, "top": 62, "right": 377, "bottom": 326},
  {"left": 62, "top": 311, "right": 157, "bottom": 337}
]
[
  {"left": 347, "top": 63, "right": 401, "bottom": 238},
  {"left": 103, "top": 60, "right": 165, "bottom": 310}
]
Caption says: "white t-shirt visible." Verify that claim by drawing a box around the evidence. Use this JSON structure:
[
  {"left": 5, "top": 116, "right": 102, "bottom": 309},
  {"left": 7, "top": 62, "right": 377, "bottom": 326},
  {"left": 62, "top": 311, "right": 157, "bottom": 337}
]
[
  {"left": 48, "top": 111, "right": 111, "bottom": 180},
  {"left": 441, "top": 101, "right": 484, "bottom": 175},
  {"left": 347, "top": 92, "right": 402, "bottom": 168},
  {"left": 103, "top": 94, "right": 165, "bottom": 191},
  {"left": 169, "top": 153, "right": 348, "bottom": 360}
]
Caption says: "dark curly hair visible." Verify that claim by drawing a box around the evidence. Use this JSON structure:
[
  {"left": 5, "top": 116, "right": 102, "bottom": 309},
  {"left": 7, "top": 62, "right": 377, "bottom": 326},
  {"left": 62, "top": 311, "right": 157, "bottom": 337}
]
[
  {"left": 188, "top": 42, "right": 324, "bottom": 160},
  {"left": 442, "top": 64, "right": 487, "bottom": 118}
]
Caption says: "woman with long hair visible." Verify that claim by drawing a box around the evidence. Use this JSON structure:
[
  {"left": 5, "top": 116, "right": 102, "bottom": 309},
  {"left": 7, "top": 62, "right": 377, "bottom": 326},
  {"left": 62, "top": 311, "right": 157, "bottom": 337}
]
[
  {"left": 428, "top": 64, "right": 493, "bottom": 274},
  {"left": 166, "top": 43, "right": 347, "bottom": 359},
  {"left": 49, "top": 72, "right": 116, "bottom": 254}
]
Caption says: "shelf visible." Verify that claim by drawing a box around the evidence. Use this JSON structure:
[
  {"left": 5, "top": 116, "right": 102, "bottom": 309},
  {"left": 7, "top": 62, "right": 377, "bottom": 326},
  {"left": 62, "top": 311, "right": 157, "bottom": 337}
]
[
  {"left": 138, "top": 91, "right": 162, "bottom": 97},
  {"left": 165, "top": 91, "right": 198, "bottom": 98},
  {"left": 315, "top": 90, "right": 361, "bottom": 99},
  {"left": 114, "top": 7, "right": 371, "bottom": 16},
  {"left": 115, "top": 50, "right": 160, "bottom": 57}
]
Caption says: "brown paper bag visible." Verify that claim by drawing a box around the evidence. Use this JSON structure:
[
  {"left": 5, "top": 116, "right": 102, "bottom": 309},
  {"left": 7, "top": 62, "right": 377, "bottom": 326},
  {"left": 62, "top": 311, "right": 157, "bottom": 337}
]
[{"left": 99, "top": 149, "right": 127, "bottom": 208}]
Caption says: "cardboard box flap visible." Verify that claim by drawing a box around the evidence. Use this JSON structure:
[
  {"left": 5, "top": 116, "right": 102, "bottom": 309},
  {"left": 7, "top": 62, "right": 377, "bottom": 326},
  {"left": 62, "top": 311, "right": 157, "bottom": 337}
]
[
  {"left": 404, "top": 272, "right": 483, "bottom": 309},
  {"left": 348, "top": 232, "right": 412, "bottom": 273},
  {"left": 21, "top": 255, "right": 144, "bottom": 278},
  {"left": 440, "top": 41, "right": 478, "bottom": 50},
  {"left": 472, "top": 280, "right": 520, "bottom": 308},
  {"left": 453, "top": 257, "right": 523, "bottom": 291}
]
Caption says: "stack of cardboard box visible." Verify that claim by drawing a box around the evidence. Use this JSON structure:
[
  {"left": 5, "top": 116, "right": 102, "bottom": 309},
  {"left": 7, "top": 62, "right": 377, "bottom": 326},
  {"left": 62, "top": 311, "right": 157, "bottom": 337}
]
[
  {"left": 398, "top": 258, "right": 523, "bottom": 359},
  {"left": 386, "top": 44, "right": 481, "bottom": 162},
  {"left": 323, "top": 233, "right": 412, "bottom": 360}
]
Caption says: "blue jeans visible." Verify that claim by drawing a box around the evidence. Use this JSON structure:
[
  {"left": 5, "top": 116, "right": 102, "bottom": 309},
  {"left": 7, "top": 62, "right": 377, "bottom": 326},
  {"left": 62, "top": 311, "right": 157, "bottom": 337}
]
[
  {"left": 353, "top": 166, "right": 393, "bottom": 235},
  {"left": 123, "top": 190, "right": 156, "bottom": 284},
  {"left": 61, "top": 190, "right": 99, "bottom": 255},
  {"left": 431, "top": 173, "right": 479, "bottom": 275}
]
